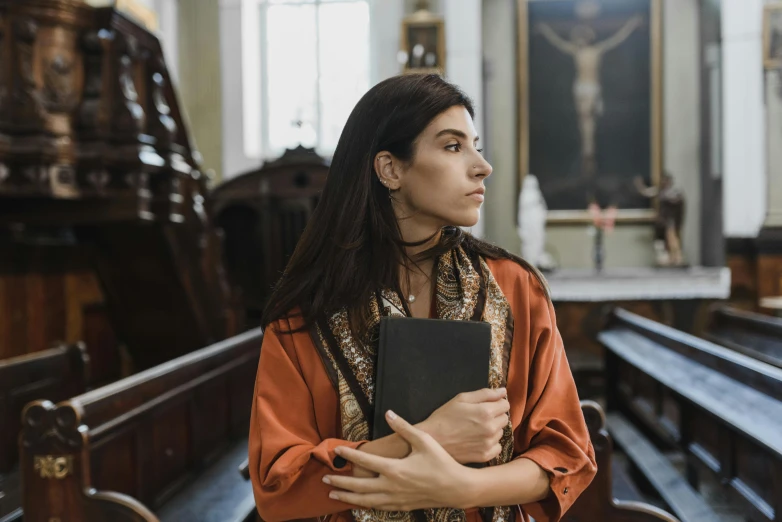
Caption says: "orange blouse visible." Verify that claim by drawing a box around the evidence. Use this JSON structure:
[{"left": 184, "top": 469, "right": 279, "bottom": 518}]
[{"left": 248, "top": 258, "right": 597, "bottom": 522}]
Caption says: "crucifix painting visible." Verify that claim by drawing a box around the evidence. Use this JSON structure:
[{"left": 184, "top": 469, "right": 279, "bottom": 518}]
[{"left": 518, "top": 0, "right": 662, "bottom": 222}]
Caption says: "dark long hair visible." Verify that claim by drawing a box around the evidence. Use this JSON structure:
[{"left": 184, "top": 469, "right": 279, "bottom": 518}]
[{"left": 262, "top": 74, "right": 546, "bottom": 334}]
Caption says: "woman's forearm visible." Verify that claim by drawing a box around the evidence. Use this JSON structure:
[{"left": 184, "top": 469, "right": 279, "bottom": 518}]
[{"left": 458, "top": 458, "right": 551, "bottom": 508}]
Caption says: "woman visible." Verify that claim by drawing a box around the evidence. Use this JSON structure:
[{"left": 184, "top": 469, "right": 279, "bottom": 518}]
[{"left": 248, "top": 74, "right": 596, "bottom": 522}]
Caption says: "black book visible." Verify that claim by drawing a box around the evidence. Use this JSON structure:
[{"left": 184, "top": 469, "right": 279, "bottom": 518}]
[{"left": 372, "top": 316, "right": 492, "bottom": 441}]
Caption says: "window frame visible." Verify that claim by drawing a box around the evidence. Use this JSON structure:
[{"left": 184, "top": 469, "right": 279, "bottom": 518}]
[{"left": 242, "top": 0, "right": 372, "bottom": 160}]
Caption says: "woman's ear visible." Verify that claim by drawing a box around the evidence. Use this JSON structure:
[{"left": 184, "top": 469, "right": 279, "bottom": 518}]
[{"left": 374, "top": 151, "right": 402, "bottom": 191}]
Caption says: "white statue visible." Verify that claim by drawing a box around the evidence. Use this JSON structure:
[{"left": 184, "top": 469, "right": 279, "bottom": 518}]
[{"left": 518, "top": 174, "right": 556, "bottom": 270}]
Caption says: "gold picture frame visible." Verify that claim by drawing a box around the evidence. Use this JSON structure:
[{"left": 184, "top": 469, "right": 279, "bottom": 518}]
[
  {"left": 763, "top": 3, "right": 782, "bottom": 70},
  {"left": 401, "top": 9, "right": 446, "bottom": 75},
  {"left": 517, "top": 0, "right": 663, "bottom": 225}
]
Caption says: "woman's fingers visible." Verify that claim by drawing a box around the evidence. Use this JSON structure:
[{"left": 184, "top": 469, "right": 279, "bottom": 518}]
[
  {"left": 387, "top": 410, "right": 434, "bottom": 451},
  {"left": 492, "top": 412, "right": 510, "bottom": 431},
  {"left": 335, "top": 446, "right": 395, "bottom": 475},
  {"left": 328, "top": 490, "right": 392, "bottom": 509},
  {"left": 457, "top": 387, "right": 506, "bottom": 404},
  {"left": 485, "top": 397, "right": 511, "bottom": 417},
  {"left": 324, "top": 474, "right": 383, "bottom": 494}
]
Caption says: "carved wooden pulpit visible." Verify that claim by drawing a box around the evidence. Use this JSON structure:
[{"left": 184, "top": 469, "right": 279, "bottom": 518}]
[{"left": 0, "top": 0, "right": 242, "bottom": 371}]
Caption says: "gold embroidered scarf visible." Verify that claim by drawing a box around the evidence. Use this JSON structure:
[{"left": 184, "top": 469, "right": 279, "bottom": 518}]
[{"left": 312, "top": 246, "right": 516, "bottom": 522}]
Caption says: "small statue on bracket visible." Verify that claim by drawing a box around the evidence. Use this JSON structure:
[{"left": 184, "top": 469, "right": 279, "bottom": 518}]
[
  {"left": 517, "top": 174, "right": 557, "bottom": 271},
  {"left": 635, "top": 172, "right": 686, "bottom": 267}
]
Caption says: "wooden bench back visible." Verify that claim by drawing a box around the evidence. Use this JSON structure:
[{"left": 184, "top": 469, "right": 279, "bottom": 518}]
[
  {"left": 0, "top": 344, "right": 88, "bottom": 473},
  {"left": 19, "top": 328, "right": 263, "bottom": 522},
  {"left": 705, "top": 305, "right": 782, "bottom": 369},
  {"left": 601, "top": 308, "right": 782, "bottom": 522},
  {"left": 611, "top": 307, "right": 782, "bottom": 401}
]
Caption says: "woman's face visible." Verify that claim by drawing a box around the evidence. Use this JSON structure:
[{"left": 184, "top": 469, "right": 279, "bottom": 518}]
[{"left": 390, "top": 106, "right": 492, "bottom": 231}]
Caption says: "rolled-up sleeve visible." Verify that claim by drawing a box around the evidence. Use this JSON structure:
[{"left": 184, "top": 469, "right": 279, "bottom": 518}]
[
  {"left": 509, "top": 276, "right": 597, "bottom": 521},
  {"left": 248, "top": 321, "right": 366, "bottom": 522}
]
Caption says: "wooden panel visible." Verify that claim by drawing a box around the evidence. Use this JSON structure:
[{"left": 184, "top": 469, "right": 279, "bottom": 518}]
[
  {"left": 758, "top": 254, "right": 782, "bottom": 309},
  {"left": 43, "top": 270, "right": 67, "bottom": 344},
  {"left": 228, "top": 361, "right": 257, "bottom": 434},
  {"left": 190, "top": 379, "right": 229, "bottom": 460},
  {"left": 64, "top": 270, "right": 105, "bottom": 344},
  {"left": 0, "top": 276, "right": 10, "bottom": 358},
  {"left": 82, "top": 303, "right": 122, "bottom": 385},
  {"left": 689, "top": 409, "right": 722, "bottom": 473},
  {"left": 91, "top": 429, "right": 138, "bottom": 498},
  {"left": 660, "top": 388, "right": 680, "bottom": 438},
  {"left": 728, "top": 252, "right": 759, "bottom": 310},
  {"left": 0, "top": 242, "right": 109, "bottom": 361},
  {"left": 24, "top": 273, "right": 47, "bottom": 352},
  {"left": 151, "top": 404, "right": 190, "bottom": 505},
  {"left": 2, "top": 273, "right": 27, "bottom": 358},
  {"left": 735, "top": 437, "right": 775, "bottom": 510}
]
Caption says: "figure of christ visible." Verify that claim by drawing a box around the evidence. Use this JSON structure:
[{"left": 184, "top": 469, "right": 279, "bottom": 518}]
[{"left": 537, "top": 16, "right": 643, "bottom": 176}]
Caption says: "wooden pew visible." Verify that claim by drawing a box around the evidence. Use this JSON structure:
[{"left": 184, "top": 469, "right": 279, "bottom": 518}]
[
  {"left": 705, "top": 305, "right": 782, "bottom": 368},
  {"left": 565, "top": 401, "right": 679, "bottom": 522},
  {"left": 235, "top": 402, "right": 678, "bottom": 522},
  {"left": 19, "top": 328, "right": 262, "bottom": 522},
  {"left": 0, "top": 344, "right": 89, "bottom": 522},
  {"left": 600, "top": 308, "right": 782, "bottom": 522}
]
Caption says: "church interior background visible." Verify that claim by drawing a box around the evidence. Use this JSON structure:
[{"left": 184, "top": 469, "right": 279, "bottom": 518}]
[{"left": 1, "top": 0, "right": 782, "bottom": 521}]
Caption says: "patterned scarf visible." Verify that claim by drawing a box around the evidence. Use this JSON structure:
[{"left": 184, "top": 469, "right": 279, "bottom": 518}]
[{"left": 312, "top": 246, "right": 516, "bottom": 522}]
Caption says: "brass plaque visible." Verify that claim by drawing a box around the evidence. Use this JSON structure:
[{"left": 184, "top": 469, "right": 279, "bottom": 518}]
[{"left": 34, "top": 455, "right": 74, "bottom": 479}]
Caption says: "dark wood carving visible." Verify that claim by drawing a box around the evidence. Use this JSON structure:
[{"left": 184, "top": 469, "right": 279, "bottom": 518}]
[
  {"left": 0, "top": 0, "right": 243, "bottom": 371},
  {"left": 211, "top": 145, "right": 329, "bottom": 321},
  {"left": 19, "top": 328, "right": 261, "bottom": 522},
  {"left": 601, "top": 308, "right": 782, "bottom": 522},
  {"left": 11, "top": 16, "right": 45, "bottom": 132}
]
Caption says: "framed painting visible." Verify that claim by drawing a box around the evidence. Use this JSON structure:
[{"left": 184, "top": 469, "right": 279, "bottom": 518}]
[
  {"left": 401, "top": 9, "right": 446, "bottom": 75},
  {"left": 518, "top": 0, "right": 663, "bottom": 223},
  {"left": 764, "top": 3, "right": 782, "bottom": 70}
]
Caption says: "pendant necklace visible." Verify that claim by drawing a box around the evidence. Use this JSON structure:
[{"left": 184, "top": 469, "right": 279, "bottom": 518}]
[{"left": 406, "top": 277, "right": 429, "bottom": 304}]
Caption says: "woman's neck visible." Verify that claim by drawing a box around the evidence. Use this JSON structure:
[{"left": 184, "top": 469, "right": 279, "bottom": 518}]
[{"left": 396, "top": 224, "right": 440, "bottom": 306}]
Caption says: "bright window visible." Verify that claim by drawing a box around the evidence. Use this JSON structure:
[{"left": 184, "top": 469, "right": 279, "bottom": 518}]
[{"left": 242, "top": 0, "right": 371, "bottom": 159}]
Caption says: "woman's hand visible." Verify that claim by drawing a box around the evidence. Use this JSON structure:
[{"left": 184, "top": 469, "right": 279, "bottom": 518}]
[
  {"left": 324, "top": 411, "right": 476, "bottom": 511},
  {"left": 419, "top": 388, "right": 510, "bottom": 464}
]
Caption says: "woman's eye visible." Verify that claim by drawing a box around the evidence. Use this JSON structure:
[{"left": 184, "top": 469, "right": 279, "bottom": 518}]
[
  {"left": 445, "top": 143, "right": 461, "bottom": 152},
  {"left": 477, "top": 148, "right": 484, "bottom": 154}
]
